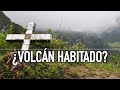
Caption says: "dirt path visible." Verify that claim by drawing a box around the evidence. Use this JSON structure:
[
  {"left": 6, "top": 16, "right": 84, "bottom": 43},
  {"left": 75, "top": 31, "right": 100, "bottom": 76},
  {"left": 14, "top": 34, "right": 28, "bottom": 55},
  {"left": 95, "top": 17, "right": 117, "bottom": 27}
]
[{"left": 65, "top": 66, "right": 120, "bottom": 79}]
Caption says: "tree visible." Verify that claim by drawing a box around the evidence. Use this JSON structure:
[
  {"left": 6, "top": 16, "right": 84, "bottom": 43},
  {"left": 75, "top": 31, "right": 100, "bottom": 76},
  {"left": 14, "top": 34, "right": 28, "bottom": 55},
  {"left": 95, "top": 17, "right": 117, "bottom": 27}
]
[
  {"left": 50, "top": 38, "right": 66, "bottom": 49},
  {"left": 7, "top": 24, "right": 14, "bottom": 34}
]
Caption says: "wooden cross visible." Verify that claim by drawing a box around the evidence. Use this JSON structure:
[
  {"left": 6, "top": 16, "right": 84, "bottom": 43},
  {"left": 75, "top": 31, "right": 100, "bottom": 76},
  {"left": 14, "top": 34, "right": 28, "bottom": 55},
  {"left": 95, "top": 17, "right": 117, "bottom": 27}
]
[{"left": 6, "top": 22, "right": 52, "bottom": 50}]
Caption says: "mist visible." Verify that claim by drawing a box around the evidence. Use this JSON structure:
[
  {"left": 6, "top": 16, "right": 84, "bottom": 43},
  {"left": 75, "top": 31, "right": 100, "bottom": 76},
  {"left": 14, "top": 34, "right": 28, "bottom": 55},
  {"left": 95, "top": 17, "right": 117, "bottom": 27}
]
[{"left": 3, "top": 11, "right": 120, "bottom": 33}]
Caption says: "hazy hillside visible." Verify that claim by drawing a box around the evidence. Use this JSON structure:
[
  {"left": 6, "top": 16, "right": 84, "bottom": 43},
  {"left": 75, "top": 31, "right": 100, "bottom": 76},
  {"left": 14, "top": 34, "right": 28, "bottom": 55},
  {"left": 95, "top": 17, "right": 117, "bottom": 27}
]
[
  {"left": 36, "top": 30, "right": 110, "bottom": 49},
  {"left": 0, "top": 11, "right": 11, "bottom": 30},
  {"left": 101, "top": 26, "right": 120, "bottom": 43},
  {"left": 57, "top": 31, "right": 110, "bottom": 49},
  {"left": 0, "top": 11, "right": 25, "bottom": 34}
]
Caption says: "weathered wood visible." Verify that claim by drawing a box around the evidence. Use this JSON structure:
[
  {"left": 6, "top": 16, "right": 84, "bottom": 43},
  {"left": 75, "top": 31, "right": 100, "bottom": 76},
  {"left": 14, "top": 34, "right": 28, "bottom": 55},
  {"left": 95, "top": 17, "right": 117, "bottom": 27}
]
[
  {"left": 31, "top": 34, "right": 52, "bottom": 40},
  {"left": 6, "top": 34, "right": 25, "bottom": 40}
]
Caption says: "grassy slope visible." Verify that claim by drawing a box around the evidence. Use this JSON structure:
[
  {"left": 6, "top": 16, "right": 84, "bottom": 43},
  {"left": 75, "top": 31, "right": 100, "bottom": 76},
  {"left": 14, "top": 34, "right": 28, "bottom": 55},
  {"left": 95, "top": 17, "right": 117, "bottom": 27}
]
[
  {"left": 0, "top": 53, "right": 120, "bottom": 79},
  {"left": 65, "top": 63, "right": 120, "bottom": 79},
  {"left": 0, "top": 55, "right": 3, "bottom": 62},
  {"left": 64, "top": 42, "right": 120, "bottom": 79},
  {"left": 109, "top": 42, "right": 120, "bottom": 49}
]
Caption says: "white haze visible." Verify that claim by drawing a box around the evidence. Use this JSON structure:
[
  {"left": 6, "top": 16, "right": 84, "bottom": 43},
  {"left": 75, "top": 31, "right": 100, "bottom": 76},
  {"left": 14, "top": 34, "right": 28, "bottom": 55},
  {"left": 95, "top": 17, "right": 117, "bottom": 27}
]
[{"left": 3, "top": 11, "right": 120, "bottom": 33}]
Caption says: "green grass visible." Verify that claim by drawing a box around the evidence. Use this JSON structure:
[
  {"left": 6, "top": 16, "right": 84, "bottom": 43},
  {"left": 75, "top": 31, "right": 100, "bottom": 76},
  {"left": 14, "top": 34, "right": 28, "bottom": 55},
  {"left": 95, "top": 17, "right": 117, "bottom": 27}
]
[
  {"left": 0, "top": 49, "right": 120, "bottom": 79},
  {"left": 84, "top": 62, "right": 120, "bottom": 73},
  {"left": 64, "top": 62, "right": 120, "bottom": 79},
  {"left": 0, "top": 55, "right": 3, "bottom": 62},
  {"left": 109, "top": 42, "right": 120, "bottom": 49}
]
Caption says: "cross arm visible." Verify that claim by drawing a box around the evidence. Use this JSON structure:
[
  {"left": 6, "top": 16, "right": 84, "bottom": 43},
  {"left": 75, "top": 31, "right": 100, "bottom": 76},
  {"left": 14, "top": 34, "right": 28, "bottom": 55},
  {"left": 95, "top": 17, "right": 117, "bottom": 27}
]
[
  {"left": 6, "top": 34, "right": 25, "bottom": 40},
  {"left": 31, "top": 34, "right": 52, "bottom": 40}
]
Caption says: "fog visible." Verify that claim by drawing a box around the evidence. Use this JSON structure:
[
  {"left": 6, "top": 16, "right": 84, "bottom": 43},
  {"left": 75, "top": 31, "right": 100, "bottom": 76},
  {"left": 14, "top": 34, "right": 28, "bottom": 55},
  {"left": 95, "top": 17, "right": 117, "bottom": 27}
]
[{"left": 3, "top": 11, "right": 120, "bottom": 33}]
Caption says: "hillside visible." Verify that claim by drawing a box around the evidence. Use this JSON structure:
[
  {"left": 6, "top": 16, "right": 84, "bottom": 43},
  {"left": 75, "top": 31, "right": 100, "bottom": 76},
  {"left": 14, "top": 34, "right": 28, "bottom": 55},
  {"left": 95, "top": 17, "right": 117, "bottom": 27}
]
[
  {"left": 101, "top": 26, "right": 120, "bottom": 43},
  {"left": 57, "top": 31, "right": 110, "bottom": 49},
  {"left": 0, "top": 12, "right": 120, "bottom": 79},
  {"left": 0, "top": 11, "right": 25, "bottom": 34},
  {"left": 37, "top": 30, "right": 110, "bottom": 49}
]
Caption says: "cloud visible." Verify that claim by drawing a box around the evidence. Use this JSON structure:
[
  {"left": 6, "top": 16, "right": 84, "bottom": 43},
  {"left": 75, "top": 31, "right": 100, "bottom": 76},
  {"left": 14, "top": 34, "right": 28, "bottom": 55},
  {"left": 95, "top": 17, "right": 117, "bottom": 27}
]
[{"left": 3, "top": 11, "right": 120, "bottom": 32}]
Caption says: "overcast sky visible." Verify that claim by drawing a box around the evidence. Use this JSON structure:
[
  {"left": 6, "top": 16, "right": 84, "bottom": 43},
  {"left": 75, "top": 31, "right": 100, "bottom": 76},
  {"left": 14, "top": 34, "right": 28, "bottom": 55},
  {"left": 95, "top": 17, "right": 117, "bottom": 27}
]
[{"left": 3, "top": 11, "right": 120, "bottom": 33}]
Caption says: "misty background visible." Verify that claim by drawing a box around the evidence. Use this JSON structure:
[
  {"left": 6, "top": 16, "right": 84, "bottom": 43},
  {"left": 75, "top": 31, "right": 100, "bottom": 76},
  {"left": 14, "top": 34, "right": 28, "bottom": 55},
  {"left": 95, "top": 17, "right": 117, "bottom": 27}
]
[{"left": 3, "top": 11, "right": 120, "bottom": 33}]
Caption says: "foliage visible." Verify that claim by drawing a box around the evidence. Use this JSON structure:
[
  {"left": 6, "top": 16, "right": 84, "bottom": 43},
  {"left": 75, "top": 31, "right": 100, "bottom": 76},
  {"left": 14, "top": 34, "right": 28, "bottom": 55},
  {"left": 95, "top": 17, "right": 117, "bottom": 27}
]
[
  {"left": 1, "top": 10, "right": 120, "bottom": 78},
  {"left": 0, "top": 33, "right": 8, "bottom": 54},
  {"left": 109, "top": 42, "right": 120, "bottom": 49},
  {"left": 7, "top": 23, "right": 25, "bottom": 34},
  {"left": 0, "top": 11, "right": 11, "bottom": 30},
  {"left": 7, "top": 24, "right": 14, "bottom": 34},
  {"left": 50, "top": 38, "right": 66, "bottom": 49},
  {"left": 23, "top": 63, "right": 67, "bottom": 79},
  {"left": 0, "top": 55, "right": 3, "bottom": 62},
  {"left": 72, "top": 42, "right": 86, "bottom": 49},
  {"left": 0, "top": 28, "right": 120, "bottom": 79}
]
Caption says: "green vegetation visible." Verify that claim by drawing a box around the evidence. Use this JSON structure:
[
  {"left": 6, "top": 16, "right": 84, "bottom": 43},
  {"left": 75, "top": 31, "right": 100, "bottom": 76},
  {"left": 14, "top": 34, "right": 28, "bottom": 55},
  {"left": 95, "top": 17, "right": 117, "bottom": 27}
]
[
  {"left": 50, "top": 31, "right": 110, "bottom": 49},
  {"left": 0, "top": 11, "right": 25, "bottom": 33},
  {"left": 109, "top": 42, "right": 120, "bottom": 49},
  {"left": 0, "top": 11, "right": 120, "bottom": 79},
  {"left": 0, "top": 11, "right": 11, "bottom": 30},
  {"left": 0, "top": 55, "right": 3, "bottom": 62},
  {"left": 0, "top": 28, "right": 120, "bottom": 79}
]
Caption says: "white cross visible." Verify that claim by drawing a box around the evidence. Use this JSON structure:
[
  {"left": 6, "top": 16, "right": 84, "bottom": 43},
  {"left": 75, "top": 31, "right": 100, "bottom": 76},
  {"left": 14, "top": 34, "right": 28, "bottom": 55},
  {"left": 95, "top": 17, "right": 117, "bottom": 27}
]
[{"left": 6, "top": 22, "right": 52, "bottom": 50}]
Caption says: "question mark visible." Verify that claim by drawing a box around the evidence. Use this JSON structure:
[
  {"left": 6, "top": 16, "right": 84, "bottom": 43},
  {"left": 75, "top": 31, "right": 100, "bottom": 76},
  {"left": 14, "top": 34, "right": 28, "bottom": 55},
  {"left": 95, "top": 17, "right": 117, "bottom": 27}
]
[{"left": 102, "top": 51, "right": 108, "bottom": 62}]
